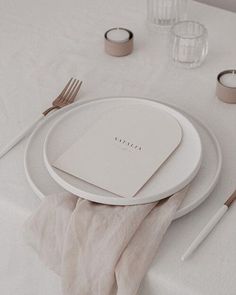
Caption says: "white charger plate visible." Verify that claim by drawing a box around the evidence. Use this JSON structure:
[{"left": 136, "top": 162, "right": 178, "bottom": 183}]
[
  {"left": 43, "top": 97, "right": 202, "bottom": 205},
  {"left": 24, "top": 97, "right": 221, "bottom": 218}
]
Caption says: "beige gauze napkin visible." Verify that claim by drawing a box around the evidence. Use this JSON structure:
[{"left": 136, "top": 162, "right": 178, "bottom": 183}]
[{"left": 24, "top": 188, "right": 187, "bottom": 295}]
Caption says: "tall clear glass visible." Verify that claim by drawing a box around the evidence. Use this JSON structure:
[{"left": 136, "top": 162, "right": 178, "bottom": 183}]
[
  {"left": 170, "top": 21, "right": 208, "bottom": 68},
  {"left": 147, "top": 0, "right": 189, "bottom": 29}
]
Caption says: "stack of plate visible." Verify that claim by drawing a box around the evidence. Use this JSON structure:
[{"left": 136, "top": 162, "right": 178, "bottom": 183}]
[{"left": 24, "top": 97, "right": 222, "bottom": 219}]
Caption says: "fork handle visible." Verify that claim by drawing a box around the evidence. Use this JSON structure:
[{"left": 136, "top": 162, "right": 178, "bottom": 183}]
[
  {"left": 0, "top": 114, "right": 44, "bottom": 159},
  {"left": 43, "top": 106, "right": 59, "bottom": 116}
]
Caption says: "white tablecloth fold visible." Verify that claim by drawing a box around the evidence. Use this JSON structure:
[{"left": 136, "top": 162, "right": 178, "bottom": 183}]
[{"left": 24, "top": 189, "right": 186, "bottom": 295}]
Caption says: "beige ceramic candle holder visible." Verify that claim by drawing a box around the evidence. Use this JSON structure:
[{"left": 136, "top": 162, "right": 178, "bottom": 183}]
[
  {"left": 104, "top": 27, "right": 133, "bottom": 57},
  {"left": 216, "top": 70, "right": 236, "bottom": 104}
]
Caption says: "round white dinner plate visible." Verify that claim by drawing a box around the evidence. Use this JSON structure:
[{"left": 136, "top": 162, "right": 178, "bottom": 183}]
[
  {"left": 24, "top": 97, "right": 221, "bottom": 218},
  {"left": 43, "top": 97, "right": 202, "bottom": 205}
]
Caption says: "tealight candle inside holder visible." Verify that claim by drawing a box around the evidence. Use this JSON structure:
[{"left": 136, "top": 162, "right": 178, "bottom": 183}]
[
  {"left": 106, "top": 29, "right": 130, "bottom": 43},
  {"left": 104, "top": 27, "right": 133, "bottom": 57},
  {"left": 216, "top": 70, "right": 236, "bottom": 104},
  {"left": 220, "top": 72, "right": 236, "bottom": 87}
]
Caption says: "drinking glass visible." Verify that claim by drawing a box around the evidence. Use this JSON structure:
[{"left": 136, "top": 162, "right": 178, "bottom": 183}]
[
  {"left": 147, "top": 0, "right": 189, "bottom": 29},
  {"left": 170, "top": 21, "right": 208, "bottom": 68}
]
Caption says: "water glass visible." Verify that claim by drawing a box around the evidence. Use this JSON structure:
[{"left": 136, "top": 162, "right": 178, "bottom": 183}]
[
  {"left": 147, "top": 0, "right": 189, "bottom": 28},
  {"left": 170, "top": 21, "right": 208, "bottom": 68}
]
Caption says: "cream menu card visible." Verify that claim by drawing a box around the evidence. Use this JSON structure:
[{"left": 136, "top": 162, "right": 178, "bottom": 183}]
[{"left": 53, "top": 105, "right": 182, "bottom": 198}]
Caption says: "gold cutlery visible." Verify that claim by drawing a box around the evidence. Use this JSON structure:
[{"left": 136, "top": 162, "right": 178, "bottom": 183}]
[
  {"left": 182, "top": 190, "right": 236, "bottom": 261},
  {"left": 0, "top": 78, "right": 82, "bottom": 159}
]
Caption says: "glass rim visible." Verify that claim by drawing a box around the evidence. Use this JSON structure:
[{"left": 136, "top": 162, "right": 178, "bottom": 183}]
[{"left": 170, "top": 21, "right": 208, "bottom": 40}]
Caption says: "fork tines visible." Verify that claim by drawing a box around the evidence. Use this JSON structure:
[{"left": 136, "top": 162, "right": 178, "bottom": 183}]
[{"left": 60, "top": 78, "right": 82, "bottom": 103}]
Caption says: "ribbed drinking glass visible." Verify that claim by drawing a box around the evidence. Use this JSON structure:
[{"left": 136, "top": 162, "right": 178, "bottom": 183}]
[
  {"left": 147, "top": 0, "right": 189, "bottom": 28},
  {"left": 170, "top": 21, "right": 208, "bottom": 68}
]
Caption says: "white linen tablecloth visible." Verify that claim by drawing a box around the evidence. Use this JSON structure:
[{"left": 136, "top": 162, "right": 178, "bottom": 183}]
[{"left": 0, "top": 0, "right": 236, "bottom": 294}]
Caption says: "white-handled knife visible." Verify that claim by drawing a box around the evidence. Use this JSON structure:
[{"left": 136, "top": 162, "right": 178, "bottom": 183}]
[{"left": 181, "top": 190, "right": 236, "bottom": 261}]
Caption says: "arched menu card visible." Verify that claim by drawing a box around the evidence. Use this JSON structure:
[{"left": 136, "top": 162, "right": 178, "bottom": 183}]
[{"left": 53, "top": 104, "right": 182, "bottom": 198}]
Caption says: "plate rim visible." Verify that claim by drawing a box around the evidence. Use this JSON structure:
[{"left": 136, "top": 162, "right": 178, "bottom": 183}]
[{"left": 24, "top": 96, "right": 222, "bottom": 218}]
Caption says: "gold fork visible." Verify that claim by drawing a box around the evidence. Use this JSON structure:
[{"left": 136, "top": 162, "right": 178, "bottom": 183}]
[
  {"left": 42, "top": 78, "right": 82, "bottom": 115},
  {"left": 0, "top": 78, "right": 82, "bottom": 159}
]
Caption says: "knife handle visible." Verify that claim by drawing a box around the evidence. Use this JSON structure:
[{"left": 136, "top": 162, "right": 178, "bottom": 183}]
[{"left": 181, "top": 205, "right": 228, "bottom": 261}]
